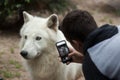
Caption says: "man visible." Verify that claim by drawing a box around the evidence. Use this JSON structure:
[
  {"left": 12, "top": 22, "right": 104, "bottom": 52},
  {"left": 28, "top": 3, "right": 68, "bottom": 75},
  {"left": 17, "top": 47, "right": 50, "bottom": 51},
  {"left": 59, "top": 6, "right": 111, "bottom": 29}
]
[{"left": 59, "top": 9, "right": 120, "bottom": 80}]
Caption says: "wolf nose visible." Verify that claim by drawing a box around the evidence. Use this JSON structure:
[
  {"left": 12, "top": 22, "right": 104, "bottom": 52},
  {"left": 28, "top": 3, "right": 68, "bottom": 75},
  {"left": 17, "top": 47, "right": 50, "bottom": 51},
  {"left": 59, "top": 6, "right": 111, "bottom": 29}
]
[{"left": 20, "top": 51, "right": 28, "bottom": 57}]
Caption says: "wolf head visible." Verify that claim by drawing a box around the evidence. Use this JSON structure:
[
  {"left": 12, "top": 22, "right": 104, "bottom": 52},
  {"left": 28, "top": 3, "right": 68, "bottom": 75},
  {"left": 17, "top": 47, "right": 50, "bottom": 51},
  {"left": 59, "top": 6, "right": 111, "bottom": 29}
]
[{"left": 20, "top": 11, "right": 59, "bottom": 60}]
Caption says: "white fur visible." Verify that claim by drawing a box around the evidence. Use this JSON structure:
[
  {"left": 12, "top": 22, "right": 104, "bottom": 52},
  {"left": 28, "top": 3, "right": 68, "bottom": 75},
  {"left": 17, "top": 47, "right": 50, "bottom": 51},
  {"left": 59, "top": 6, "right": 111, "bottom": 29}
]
[{"left": 20, "top": 11, "right": 84, "bottom": 80}]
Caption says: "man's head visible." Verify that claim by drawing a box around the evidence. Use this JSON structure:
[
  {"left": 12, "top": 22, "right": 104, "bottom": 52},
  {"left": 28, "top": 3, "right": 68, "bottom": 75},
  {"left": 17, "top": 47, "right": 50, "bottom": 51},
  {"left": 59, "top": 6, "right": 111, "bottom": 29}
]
[{"left": 59, "top": 10, "right": 97, "bottom": 52}]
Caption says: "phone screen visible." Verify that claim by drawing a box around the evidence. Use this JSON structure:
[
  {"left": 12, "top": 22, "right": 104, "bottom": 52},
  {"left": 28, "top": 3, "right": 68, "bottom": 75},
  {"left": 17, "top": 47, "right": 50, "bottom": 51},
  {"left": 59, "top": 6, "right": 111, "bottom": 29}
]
[
  {"left": 56, "top": 40, "right": 72, "bottom": 63},
  {"left": 57, "top": 44, "right": 69, "bottom": 57}
]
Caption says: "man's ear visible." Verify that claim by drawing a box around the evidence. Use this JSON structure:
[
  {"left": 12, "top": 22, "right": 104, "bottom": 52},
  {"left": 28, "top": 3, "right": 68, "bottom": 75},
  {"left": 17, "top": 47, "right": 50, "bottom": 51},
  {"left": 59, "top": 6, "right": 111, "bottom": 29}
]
[
  {"left": 23, "top": 11, "right": 33, "bottom": 23},
  {"left": 47, "top": 14, "right": 58, "bottom": 31},
  {"left": 72, "top": 40, "right": 80, "bottom": 46},
  {"left": 72, "top": 40, "right": 83, "bottom": 52},
  {"left": 72, "top": 40, "right": 83, "bottom": 46}
]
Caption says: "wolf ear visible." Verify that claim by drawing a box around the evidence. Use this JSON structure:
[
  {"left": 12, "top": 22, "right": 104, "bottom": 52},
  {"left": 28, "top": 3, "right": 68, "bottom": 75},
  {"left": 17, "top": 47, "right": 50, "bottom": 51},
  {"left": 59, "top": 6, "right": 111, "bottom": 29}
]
[
  {"left": 47, "top": 14, "right": 58, "bottom": 31},
  {"left": 23, "top": 11, "right": 33, "bottom": 23}
]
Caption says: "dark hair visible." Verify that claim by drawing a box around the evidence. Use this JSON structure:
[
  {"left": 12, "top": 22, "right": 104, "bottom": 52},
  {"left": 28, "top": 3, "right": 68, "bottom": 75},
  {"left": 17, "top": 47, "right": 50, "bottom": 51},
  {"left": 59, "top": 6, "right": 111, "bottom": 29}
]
[{"left": 59, "top": 10, "right": 98, "bottom": 42}]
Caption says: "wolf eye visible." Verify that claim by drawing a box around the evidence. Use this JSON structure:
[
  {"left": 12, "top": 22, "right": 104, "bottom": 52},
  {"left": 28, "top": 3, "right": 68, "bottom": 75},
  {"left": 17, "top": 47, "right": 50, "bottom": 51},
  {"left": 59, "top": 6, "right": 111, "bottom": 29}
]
[
  {"left": 25, "top": 35, "right": 27, "bottom": 39},
  {"left": 36, "top": 36, "right": 41, "bottom": 41}
]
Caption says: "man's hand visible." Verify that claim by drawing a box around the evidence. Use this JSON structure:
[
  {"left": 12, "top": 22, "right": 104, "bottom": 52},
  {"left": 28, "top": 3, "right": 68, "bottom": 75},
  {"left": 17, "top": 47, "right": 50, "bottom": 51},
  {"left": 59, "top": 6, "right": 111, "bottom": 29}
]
[
  {"left": 66, "top": 48, "right": 84, "bottom": 64},
  {"left": 58, "top": 48, "right": 84, "bottom": 65}
]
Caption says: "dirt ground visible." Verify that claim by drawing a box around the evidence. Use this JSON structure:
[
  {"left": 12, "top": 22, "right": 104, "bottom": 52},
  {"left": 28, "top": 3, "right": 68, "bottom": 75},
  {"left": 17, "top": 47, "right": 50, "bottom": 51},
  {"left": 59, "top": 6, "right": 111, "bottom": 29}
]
[{"left": 1, "top": 0, "right": 120, "bottom": 80}]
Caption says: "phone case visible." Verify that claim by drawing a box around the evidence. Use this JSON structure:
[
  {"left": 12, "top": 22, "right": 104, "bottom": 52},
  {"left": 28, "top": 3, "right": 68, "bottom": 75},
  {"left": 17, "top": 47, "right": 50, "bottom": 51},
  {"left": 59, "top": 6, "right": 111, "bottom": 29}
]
[{"left": 56, "top": 40, "right": 72, "bottom": 63}]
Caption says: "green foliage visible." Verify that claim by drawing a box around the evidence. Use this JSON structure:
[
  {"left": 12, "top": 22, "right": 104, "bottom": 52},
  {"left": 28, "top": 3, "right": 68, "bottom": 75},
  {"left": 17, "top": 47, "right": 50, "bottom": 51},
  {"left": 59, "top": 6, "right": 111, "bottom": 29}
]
[
  {"left": 39, "top": 0, "right": 73, "bottom": 12},
  {"left": 9, "top": 60, "right": 22, "bottom": 69},
  {"left": 0, "top": 0, "right": 74, "bottom": 30},
  {"left": 115, "top": 10, "right": 120, "bottom": 16},
  {"left": 0, "top": 0, "right": 30, "bottom": 23},
  {"left": 0, "top": 0, "right": 73, "bottom": 21},
  {"left": 0, "top": 70, "right": 21, "bottom": 78},
  {"left": 3, "top": 71, "right": 14, "bottom": 78}
]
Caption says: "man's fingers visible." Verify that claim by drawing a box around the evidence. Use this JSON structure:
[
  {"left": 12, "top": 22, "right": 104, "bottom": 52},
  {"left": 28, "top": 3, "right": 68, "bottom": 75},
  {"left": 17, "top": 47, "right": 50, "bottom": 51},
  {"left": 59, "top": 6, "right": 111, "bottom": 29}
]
[
  {"left": 58, "top": 57, "right": 62, "bottom": 62},
  {"left": 69, "top": 48, "right": 74, "bottom": 52},
  {"left": 66, "top": 61, "right": 70, "bottom": 65},
  {"left": 68, "top": 52, "right": 74, "bottom": 57}
]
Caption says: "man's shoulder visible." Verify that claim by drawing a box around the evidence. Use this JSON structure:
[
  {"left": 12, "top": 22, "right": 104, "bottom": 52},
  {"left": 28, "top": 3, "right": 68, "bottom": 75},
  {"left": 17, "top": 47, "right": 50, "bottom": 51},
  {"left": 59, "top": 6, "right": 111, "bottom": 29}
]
[{"left": 83, "top": 24, "right": 118, "bottom": 54}]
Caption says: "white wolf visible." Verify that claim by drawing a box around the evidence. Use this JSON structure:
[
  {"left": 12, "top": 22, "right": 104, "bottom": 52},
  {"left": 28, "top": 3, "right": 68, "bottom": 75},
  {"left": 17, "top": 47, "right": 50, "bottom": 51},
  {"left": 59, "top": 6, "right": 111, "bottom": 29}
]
[{"left": 20, "top": 11, "right": 84, "bottom": 80}]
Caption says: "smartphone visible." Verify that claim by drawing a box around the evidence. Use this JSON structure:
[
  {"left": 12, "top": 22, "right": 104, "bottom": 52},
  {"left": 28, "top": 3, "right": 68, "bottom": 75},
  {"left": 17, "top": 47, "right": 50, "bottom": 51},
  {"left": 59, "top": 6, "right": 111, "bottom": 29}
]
[{"left": 56, "top": 40, "right": 72, "bottom": 63}]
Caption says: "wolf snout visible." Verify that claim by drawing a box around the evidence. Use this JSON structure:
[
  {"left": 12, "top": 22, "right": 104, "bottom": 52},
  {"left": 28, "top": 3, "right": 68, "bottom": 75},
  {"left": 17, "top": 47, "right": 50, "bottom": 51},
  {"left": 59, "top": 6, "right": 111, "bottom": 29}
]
[{"left": 20, "top": 51, "right": 28, "bottom": 58}]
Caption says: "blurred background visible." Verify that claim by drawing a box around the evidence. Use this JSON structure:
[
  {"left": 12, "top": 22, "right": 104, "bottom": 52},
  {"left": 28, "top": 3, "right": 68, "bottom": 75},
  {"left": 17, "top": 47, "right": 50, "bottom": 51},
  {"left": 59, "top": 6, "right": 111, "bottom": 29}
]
[{"left": 0, "top": 0, "right": 120, "bottom": 80}]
